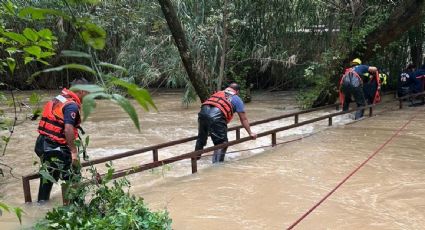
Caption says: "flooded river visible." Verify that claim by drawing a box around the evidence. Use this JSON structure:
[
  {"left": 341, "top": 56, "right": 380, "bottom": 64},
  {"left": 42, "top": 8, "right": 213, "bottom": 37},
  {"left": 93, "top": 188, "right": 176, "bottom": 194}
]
[{"left": 1, "top": 90, "right": 424, "bottom": 229}]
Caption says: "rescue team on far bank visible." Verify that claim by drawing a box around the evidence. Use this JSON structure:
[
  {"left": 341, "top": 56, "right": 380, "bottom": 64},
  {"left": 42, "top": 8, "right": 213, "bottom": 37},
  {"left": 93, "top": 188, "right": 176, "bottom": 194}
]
[
  {"left": 34, "top": 60, "right": 425, "bottom": 203},
  {"left": 340, "top": 58, "right": 425, "bottom": 120}
]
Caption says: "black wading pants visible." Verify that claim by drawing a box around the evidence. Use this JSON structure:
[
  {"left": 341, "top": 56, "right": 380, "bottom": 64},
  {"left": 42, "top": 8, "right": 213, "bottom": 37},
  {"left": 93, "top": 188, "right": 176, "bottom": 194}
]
[
  {"left": 363, "top": 81, "right": 378, "bottom": 105},
  {"left": 341, "top": 74, "right": 366, "bottom": 119},
  {"left": 195, "top": 105, "right": 228, "bottom": 163},
  {"left": 35, "top": 135, "right": 77, "bottom": 202}
]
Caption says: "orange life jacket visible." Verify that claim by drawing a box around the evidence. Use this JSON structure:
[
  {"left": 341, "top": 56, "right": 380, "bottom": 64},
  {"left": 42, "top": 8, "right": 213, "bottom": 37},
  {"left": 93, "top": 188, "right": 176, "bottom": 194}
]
[
  {"left": 38, "top": 88, "right": 81, "bottom": 145},
  {"left": 339, "top": 67, "right": 363, "bottom": 106},
  {"left": 202, "top": 87, "right": 237, "bottom": 123}
]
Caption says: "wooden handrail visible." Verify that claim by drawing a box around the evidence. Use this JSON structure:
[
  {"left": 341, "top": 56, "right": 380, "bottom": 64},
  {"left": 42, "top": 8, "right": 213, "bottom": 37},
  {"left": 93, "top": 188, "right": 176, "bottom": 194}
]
[
  {"left": 24, "top": 90, "right": 424, "bottom": 204},
  {"left": 96, "top": 103, "right": 378, "bottom": 182},
  {"left": 22, "top": 103, "right": 339, "bottom": 183}
]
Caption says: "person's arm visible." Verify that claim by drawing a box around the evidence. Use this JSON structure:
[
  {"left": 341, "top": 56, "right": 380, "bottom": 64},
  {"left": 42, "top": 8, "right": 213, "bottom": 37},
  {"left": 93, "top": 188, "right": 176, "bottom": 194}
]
[
  {"left": 64, "top": 124, "right": 78, "bottom": 165},
  {"left": 237, "top": 112, "right": 257, "bottom": 139},
  {"left": 63, "top": 103, "right": 80, "bottom": 166},
  {"left": 368, "top": 66, "right": 378, "bottom": 73}
]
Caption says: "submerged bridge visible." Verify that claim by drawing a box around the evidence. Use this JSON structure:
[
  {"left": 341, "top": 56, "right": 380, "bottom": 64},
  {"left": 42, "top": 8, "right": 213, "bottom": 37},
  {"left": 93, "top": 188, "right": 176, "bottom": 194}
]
[{"left": 22, "top": 92, "right": 425, "bottom": 228}]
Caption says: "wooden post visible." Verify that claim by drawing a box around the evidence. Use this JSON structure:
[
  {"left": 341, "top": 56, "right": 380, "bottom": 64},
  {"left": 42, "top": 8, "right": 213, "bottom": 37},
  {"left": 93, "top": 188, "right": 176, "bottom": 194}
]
[
  {"left": 399, "top": 99, "right": 403, "bottom": 109},
  {"left": 236, "top": 128, "right": 240, "bottom": 140},
  {"left": 191, "top": 157, "right": 197, "bottom": 173},
  {"left": 328, "top": 117, "right": 332, "bottom": 126},
  {"left": 369, "top": 107, "right": 373, "bottom": 117},
  {"left": 152, "top": 149, "right": 158, "bottom": 162},
  {"left": 272, "top": 133, "right": 277, "bottom": 147},
  {"left": 61, "top": 184, "right": 69, "bottom": 205},
  {"left": 22, "top": 177, "right": 32, "bottom": 203},
  {"left": 294, "top": 114, "right": 299, "bottom": 124}
]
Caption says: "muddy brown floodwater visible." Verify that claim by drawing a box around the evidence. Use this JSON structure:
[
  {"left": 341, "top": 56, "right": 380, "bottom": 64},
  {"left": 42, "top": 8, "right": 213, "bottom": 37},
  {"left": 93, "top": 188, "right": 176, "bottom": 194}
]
[{"left": 1, "top": 89, "right": 424, "bottom": 230}]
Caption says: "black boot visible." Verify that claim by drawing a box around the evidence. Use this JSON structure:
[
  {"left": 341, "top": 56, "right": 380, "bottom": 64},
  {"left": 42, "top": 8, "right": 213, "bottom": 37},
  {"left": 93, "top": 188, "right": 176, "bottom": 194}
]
[{"left": 37, "top": 177, "right": 53, "bottom": 202}]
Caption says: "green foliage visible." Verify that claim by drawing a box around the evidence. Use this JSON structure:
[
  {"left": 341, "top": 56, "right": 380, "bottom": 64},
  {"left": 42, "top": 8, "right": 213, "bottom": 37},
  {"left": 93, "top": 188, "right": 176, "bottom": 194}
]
[
  {"left": 35, "top": 133, "right": 171, "bottom": 229},
  {"left": 0, "top": 202, "right": 10, "bottom": 214},
  {"left": 35, "top": 165, "right": 172, "bottom": 230},
  {"left": 68, "top": 0, "right": 101, "bottom": 5},
  {"left": 80, "top": 23, "right": 106, "bottom": 50},
  {"left": 31, "top": 64, "right": 96, "bottom": 78},
  {"left": 0, "top": 25, "right": 56, "bottom": 76},
  {"left": 296, "top": 61, "right": 333, "bottom": 108},
  {"left": 18, "top": 7, "right": 70, "bottom": 20},
  {"left": 182, "top": 83, "right": 197, "bottom": 107},
  {"left": 70, "top": 82, "right": 156, "bottom": 132},
  {"left": 228, "top": 66, "right": 250, "bottom": 102},
  {"left": 0, "top": 201, "right": 25, "bottom": 224},
  {"left": 111, "top": 93, "right": 140, "bottom": 130},
  {"left": 1, "top": 3, "right": 168, "bottom": 229},
  {"left": 5, "top": 58, "right": 15, "bottom": 75},
  {"left": 99, "top": 62, "right": 128, "bottom": 75},
  {"left": 60, "top": 50, "right": 92, "bottom": 59},
  {"left": 29, "top": 92, "right": 41, "bottom": 105},
  {"left": 111, "top": 78, "right": 157, "bottom": 111}
]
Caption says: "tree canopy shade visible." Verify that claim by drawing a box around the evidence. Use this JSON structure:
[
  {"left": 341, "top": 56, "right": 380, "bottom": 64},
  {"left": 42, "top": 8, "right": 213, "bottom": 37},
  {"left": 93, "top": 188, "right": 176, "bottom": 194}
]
[
  {"left": 2, "top": 0, "right": 425, "bottom": 106},
  {"left": 360, "top": 0, "right": 425, "bottom": 61}
]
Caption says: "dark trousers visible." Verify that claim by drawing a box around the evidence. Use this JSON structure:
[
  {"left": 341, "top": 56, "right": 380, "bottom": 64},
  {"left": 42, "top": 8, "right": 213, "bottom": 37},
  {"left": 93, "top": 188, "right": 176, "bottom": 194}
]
[
  {"left": 195, "top": 105, "right": 228, "bottom": 163},
  {"left": 363, "top": 81, "right": 378, "bottom": 105},
  {"left": 35, "top": 135, "right": 76, "bottom": 202},
  {"left": 341, "top": 84, "right": 366, "bottom": 119}
]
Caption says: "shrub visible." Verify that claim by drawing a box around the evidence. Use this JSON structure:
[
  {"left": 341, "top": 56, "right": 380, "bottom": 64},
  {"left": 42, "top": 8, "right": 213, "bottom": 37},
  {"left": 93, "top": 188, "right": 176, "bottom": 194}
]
[{"left": 35, "top": 166, "right": 172, "bottom": 230}]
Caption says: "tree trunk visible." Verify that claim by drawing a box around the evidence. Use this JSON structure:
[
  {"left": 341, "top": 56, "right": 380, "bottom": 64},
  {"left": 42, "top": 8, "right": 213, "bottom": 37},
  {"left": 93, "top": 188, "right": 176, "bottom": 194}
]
[
  {"left": 158, "top": 0, "right": 210, "bottom": 102},
  {"left": 313, "top": 0, "right": 425, "bottom": 107},
  {"left": 359, "top": 0, "right": 425, "bottom": 61},
  {"left": 408, "top": 24, "right": 424, "bottom": 67},
  {"left": 217, "top": 0, "right": 228, "bottom": 91}
]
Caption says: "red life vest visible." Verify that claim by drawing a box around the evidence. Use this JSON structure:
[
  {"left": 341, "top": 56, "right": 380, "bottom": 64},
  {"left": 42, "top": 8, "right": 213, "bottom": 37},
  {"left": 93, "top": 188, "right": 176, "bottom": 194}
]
[
  {"left": 38, "top": 88, "right": 81, "bottom": 145},
  {"left": 202, "top": 87, "right": 237, "bottom": 123},
  {"left": 416, "top": 74, "right": 425, "bottom": 92},
  {"left": 339, "top": 67, "right": 363, "bottom": 106},
  {"left": 371, "top": 71, "right": 381, "bottom": 104}
]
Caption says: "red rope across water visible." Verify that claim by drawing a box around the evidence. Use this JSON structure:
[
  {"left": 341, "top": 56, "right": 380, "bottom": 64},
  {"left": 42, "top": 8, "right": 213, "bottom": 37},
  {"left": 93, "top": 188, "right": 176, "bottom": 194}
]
[{"left": 286, "top": 110, "right": 420, "bottom": 230}]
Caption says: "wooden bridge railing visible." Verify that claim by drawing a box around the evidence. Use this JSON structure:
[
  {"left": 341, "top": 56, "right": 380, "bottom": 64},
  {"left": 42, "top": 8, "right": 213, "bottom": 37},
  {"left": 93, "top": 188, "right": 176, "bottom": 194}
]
[
  {"left": 22, "top": 102, "right": 339, "bottom": 203},
  {"left": 22, "top": 90, "right": 424, "bottom": 203}
]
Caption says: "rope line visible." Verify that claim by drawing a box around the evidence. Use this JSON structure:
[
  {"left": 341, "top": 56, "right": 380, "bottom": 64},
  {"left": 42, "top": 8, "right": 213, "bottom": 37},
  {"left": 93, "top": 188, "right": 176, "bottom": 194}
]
[
  {"left": 197, "top": 133, "right": 314, "bottom": 160},
  {"left": 286, "top": 109, "right": 420, "bottom": 230}
]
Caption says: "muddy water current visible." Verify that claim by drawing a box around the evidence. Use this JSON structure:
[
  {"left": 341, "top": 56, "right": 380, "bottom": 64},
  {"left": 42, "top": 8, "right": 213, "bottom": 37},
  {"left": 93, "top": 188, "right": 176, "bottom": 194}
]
[{"left": 1, "top": 90, "right": 424, "bottom": 229}]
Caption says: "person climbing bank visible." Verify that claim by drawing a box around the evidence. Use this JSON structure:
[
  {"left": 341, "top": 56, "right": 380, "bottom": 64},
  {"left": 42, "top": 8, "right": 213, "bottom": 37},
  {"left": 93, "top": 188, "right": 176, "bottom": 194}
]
[{"left": 195, "top": 83, "right": 257, "bottom": 163}]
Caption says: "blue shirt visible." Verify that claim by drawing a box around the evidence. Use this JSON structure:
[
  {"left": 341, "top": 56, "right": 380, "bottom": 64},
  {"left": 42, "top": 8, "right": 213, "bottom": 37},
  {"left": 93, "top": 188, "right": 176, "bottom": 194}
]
[
  {"left": 229, "top": 95, "right": 245, "bottom": 113},
  {"left": 63, "top": 103, "right": 80, "bottom": 126},
  {"left": 410, "top": 69, "right": 425, "bottom": 93},
  {"left": 353, "top": 65, "right": 370, "bottom": 76}
]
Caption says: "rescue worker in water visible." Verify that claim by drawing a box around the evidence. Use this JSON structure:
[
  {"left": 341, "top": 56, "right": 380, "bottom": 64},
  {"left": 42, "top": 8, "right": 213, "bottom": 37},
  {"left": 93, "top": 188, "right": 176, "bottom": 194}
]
[
  {"left": 339, "top": 58, "right": 378, "bottom": 119},
  {"left": 195, "top": 83, "right": 257, "bottom": 163},
  {"left": 35, "top": 78, "right": 90, "bottom": 202}
]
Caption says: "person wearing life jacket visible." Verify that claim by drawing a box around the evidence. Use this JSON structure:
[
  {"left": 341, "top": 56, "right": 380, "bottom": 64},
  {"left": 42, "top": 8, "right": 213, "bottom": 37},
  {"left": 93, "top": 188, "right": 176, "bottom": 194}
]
[
  {"left": 339, "top": 58, "right": 378, "bottom": 119},
  {"left": 397, "top": 64, "right": 416, "bottom": 98},
  {"left": 379, "top": 71, "right": 388, "bottom": 88},
  {"left": 195, "top": 82, "right": 257, "bottom": 163},
  {"left": 410, "top": 64, "right": 425, "bottom": 94},
  {"left": 363, "top": 67, "right": 386, "bottom": 105},
  {"left": 35, "top": 78, "right": 90, "bottom": 203}
]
